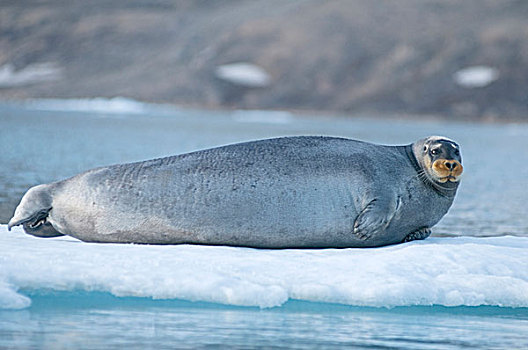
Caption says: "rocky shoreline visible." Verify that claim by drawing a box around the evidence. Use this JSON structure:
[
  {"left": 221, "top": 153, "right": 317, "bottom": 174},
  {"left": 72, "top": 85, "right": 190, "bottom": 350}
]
[{"left": 1, "top": 0, "right": 527, "bottom": 121}]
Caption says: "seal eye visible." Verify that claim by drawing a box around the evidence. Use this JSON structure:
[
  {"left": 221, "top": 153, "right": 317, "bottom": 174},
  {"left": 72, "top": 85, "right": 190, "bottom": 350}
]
[
  {"left": 454, "top": 149, "right": 460, "bottom": 156},
  {"left": 430, "top": 149, "right": 439, "bottom": 155}
]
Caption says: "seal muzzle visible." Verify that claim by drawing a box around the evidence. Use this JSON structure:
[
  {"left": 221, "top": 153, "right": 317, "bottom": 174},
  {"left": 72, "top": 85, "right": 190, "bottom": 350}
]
[{"left": 431, "top": 159, "right": 463, "bottom": 182}]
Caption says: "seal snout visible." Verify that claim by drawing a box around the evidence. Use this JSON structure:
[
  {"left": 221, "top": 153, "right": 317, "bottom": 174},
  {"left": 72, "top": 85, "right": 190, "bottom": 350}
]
[{"left": 431, "top": 159, "right": 463, "bottom": 182}]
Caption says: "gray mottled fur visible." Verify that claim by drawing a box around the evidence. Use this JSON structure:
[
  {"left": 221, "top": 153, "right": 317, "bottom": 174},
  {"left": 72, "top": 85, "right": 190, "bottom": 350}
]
[{"left": 8, "top": 136, "right": 460, "bottom": 248}]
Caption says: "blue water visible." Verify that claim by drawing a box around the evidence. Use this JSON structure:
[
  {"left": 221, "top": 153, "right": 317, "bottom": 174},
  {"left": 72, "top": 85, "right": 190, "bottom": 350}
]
[
  {"left": 1, "top": 292, "right": 527, "bottom": 350},
  {"left": 1, "top": 100, "right": 528, "bottom": 349}
]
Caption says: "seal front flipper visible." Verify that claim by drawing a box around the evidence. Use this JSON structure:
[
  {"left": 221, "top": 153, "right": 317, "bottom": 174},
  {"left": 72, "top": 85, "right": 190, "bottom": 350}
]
[
  {"left": 353, "top": 195, "right": 400, "bottom": 241},
  {"left": 403, "top": 227, "right": 431, "bottom": 242}
]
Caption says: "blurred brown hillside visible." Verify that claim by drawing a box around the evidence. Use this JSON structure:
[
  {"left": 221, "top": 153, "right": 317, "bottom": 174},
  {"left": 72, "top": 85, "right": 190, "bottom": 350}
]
[{"left": 1, "top": 0, "right": 527, "bottom": 120}]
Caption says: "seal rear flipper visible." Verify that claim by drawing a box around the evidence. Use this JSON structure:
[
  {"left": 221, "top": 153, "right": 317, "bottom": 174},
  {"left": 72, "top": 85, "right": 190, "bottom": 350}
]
[
  {"left": 8, "top": 207, "right": 63, "bottom": 237},
  {"left": 353, "top": 196, "right": 400, "bottom": 240},
  {"left": 7, "top": 184, "right": 63, "bottom": 237},
  {"left": 22, "top": 221, "right": 64, "bottom": 238}
]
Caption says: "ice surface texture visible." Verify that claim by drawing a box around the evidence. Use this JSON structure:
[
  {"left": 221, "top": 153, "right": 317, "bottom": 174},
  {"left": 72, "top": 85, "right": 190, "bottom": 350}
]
[{"left": 1, "top": 225, "right": 527, "bottom": 309}]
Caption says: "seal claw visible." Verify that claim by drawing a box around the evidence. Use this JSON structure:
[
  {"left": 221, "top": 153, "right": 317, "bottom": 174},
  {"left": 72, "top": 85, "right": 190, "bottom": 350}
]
[{"left": 403, "top": 227, "right": 432, "bottom": 242}]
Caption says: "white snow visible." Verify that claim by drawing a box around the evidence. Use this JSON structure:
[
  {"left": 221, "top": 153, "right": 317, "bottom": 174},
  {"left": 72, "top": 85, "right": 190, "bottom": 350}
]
[
  {"left": 21, "top": 97, "right": 149, "bottom": 115},
  {"left": 1, "top": 225, "right": 527, "bottom": 310},
  {"left": 453, "top": 66, "right": 499, "bottom": 88},
  {"left": 215, "top": 62, "right": 272, "bottom": 88},
  {"left": 0, "top": 63, "right": 62, "bottom": 87}
]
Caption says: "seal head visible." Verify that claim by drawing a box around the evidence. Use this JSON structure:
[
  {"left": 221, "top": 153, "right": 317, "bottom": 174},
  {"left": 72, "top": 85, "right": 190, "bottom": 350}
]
[{"left": 410, "top": 136, "right": 463, "bottom": 197}]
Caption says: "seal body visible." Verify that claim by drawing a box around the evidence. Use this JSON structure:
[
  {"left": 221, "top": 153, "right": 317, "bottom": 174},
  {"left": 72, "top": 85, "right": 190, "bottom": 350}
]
[{"left": 8, "top": 136, "right": 462, "bottom": 248}]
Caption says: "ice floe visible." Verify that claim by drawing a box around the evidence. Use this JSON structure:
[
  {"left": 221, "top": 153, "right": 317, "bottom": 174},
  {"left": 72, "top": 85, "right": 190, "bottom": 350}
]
[
  {"left": 231, "top": 110, "right": 294, "bottom": 124},
  {"left": 1, "top": 225, "right": 527, "bottom": 310},
  {"left": 22, "top": 97, "right": 149, "bottom": 115}
]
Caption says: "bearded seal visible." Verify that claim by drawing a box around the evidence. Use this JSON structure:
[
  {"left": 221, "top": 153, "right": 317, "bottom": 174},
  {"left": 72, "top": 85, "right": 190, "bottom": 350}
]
[{"left": 8, "top": 136, "right": 463, "bottom": 248}]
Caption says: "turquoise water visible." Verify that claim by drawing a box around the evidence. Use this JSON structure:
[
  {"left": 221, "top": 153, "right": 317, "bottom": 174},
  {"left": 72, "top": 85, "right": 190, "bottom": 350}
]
[
  {"left": 1, "top": 100, "right": 527, "bottom": 348},
  {"left": 2, "top": 292, "right": 527, "bottom": 350}
]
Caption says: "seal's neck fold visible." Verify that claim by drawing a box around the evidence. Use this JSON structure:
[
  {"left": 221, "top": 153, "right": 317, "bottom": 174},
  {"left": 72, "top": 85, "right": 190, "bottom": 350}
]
[{"left": 405, "top": 144, "right": 422, "bottom": 174}]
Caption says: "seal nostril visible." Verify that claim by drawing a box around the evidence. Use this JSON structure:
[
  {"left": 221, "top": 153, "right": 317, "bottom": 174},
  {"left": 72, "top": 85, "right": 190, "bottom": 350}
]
[{"left": 445, "top": 162, "right": 455, "bottom": 170}]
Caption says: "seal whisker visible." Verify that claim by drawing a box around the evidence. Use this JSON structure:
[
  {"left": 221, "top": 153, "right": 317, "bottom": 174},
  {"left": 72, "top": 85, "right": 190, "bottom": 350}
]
[
  {"left": 411, "top": 169, "right": 429, "bottom": 183},
  {"left": 418, "top": 170, "right": 457, "bottom": 190}
]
